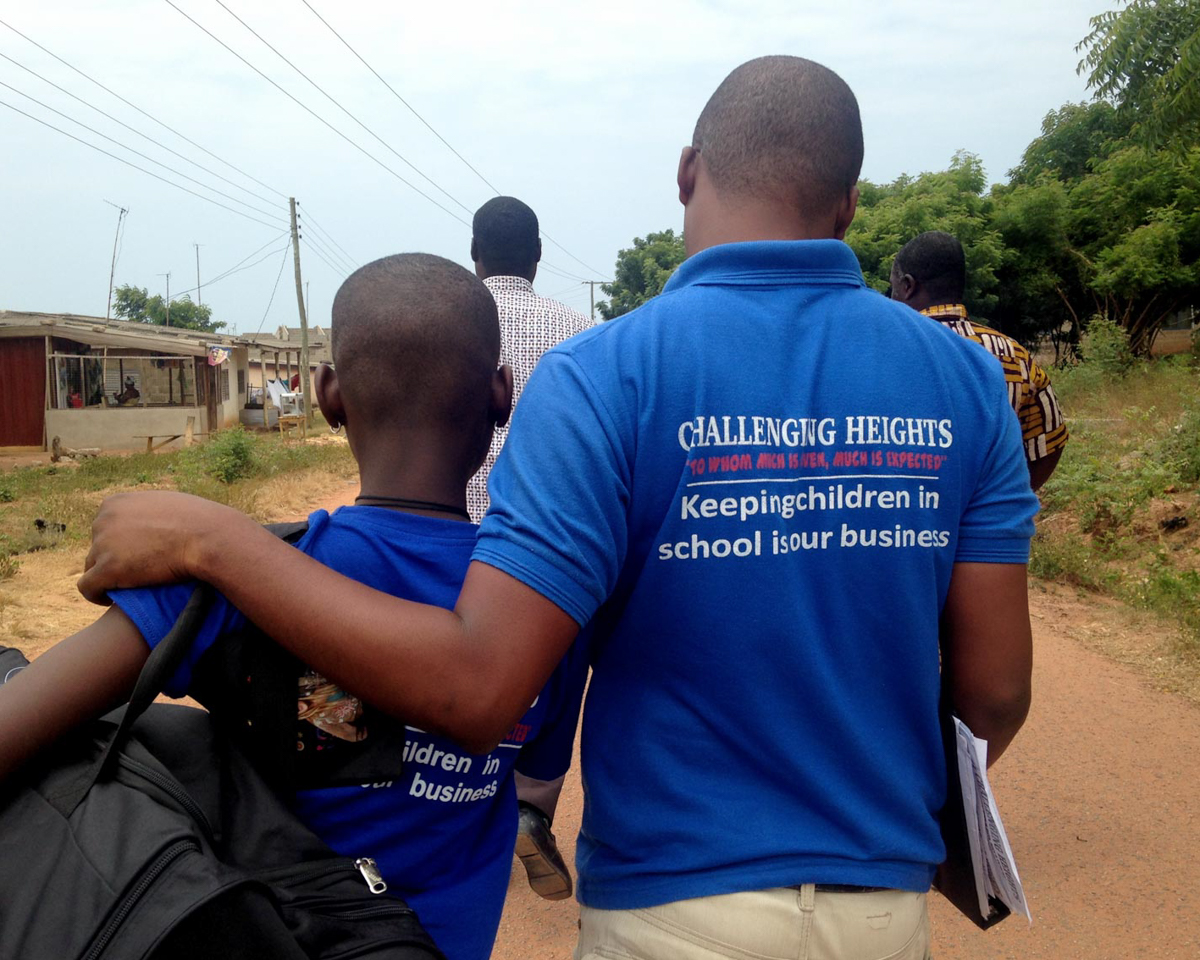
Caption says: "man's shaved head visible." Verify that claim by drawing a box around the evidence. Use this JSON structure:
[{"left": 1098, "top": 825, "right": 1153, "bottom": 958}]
[
  {"left": 472, "top": 196, "right": 540, "bottom": 279},
  {"left": 892, "top": 232, "right": 967, "bottom": 306},
  {"left": 331, "top": 253, "right": 500, "bottom": 431},
  {"left": 691, "top": 56, "right": 863, "bottom": 216}
]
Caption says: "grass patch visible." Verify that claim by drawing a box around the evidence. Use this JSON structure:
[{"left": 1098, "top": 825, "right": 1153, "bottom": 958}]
[
  {"left": 1034, "top": 353, "right": 1200, "bottom": 652},
  {"left": 0, "top": 427, "right": 355, "bottom": 561}
]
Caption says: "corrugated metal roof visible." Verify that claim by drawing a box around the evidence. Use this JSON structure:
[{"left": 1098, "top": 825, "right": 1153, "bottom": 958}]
[{"left": 0, "top": 310, "right": 251, "bottom": 357}]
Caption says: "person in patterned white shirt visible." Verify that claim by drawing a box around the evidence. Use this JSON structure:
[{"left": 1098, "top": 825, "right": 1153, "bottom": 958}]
[
  {"left": 890, "top": 231, "right": 1069, "bottom": 491},
  {"left": 466, "top": 195, "right": 593, "bottom": 902},
  {"left": 467, "top": 196, "right": 594, "bottom": 521}
]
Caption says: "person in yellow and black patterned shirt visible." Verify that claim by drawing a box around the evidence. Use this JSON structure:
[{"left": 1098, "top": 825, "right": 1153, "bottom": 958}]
[{"left": 890, "top": 231, "right": 1068, "bottom": 490}]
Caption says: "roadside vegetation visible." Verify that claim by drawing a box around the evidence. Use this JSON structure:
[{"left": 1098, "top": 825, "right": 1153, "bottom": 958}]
[
  {"left": 0, "top": 426, "right": 355, "bottom": 581},
  {"left": 1033, "top": 319, "right": 1200, "bottom": 655}
]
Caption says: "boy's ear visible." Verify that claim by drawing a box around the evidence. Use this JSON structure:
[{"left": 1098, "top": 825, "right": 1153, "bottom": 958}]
[
  {"left": 678, "top": 145, "right": 699, "bottom": 205},
  {"left": 491, "top": 364, "right": 514, "bottom": 428},
  {"left": 314, "top": 363, "right": 345, "bottom": 428}
]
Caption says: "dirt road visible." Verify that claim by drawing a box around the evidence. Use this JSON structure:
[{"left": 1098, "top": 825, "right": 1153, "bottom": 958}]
[
  {"left": 4, "top": 482, "right": 1198, "bottom": 958},
  {"left": 491, "top": 583, "right": 1200, "bottom": 960}
]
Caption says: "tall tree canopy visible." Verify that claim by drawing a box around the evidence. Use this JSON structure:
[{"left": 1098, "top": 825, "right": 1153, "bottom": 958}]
[
  {"left": 112, "top": 284, "right": 226, "bottom": 333},
  {"left": 596, "top": 229, "right": 686, "bottom": 321},
  {"left": 845, "top": 151, "right": 1005, "bottom": 316},
  {"left": 1077, "top": 0, "right": 1200, "bottom": 150}
]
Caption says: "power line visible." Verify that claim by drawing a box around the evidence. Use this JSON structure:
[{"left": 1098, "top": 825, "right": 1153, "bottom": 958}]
[
  {"left": 0, "top": 98, "right": 286, "bottom": 230},
  {"left": 0, "top": 75, "right": 287, "bottom": 224},
  {"left": 538, "top": 260, "right": 592, "bottom": 283},
  {"left": 0, "top": 50, "right": 281, "bottom": 211},
  {"left": 295, "top": 0, "right": 604, "bottom": 278},
  {"left": 296, "top": 204, "right": 357, "bottom": 267},
  {"left": 215, "top": 0, "right": 471, "bottom": 215},
  {"left": 170, "top": 235, "right": 292, "bottom": 299},
  {"left": 298, "top": 0, "right": 501, "bottom": 196},
  {"left": 299, "top": 229, "right": 354, "bottom": 275},
  {"left": 163, "top": 0, "right": 470, "bottom": 227},
  {"left": 256, "top": 239, "right": 294, "bottom": 334},
  {"left": 302, "top": 238, "right": 347, "bottom": 278},
  {"left": 299, "top": 228, "right": 353, "bottom": 274},
  {"left": 0, "top": 15, "right": 286, "bottom": 201}
]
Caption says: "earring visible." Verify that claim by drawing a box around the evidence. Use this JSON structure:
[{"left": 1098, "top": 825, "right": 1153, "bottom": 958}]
[{"left": 329, "top": 422, "right": 343, "bottom": 435}]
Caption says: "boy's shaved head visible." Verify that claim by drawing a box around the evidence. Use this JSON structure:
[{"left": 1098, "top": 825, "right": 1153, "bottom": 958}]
[
  {"left": 331, "top": 254, "right": 500, "bottom": 431},
  {"left": 692, "top": 56, "right": 863, "bottom": 216}
]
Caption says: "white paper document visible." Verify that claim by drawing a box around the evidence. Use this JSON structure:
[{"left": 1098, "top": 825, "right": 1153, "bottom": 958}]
[{"left": 952, "top": 716, "right": 1032, "bottom": 923}]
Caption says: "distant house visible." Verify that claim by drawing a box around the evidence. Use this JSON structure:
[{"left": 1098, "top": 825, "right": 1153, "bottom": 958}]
[
  {"left": 242, "top": 324, "right": 328, "bottom": 407},
  {"left": 0, "top": 311, "right": 250, "bottom": 453}
]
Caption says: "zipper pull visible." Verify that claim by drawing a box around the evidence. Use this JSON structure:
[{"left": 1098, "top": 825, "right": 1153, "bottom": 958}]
[{"left": 355, "top": 857, "right": 388, "bottom": 894}]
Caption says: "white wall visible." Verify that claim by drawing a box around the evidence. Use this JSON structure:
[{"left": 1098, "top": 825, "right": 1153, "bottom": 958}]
[{"left": 47, "top": 407, "right": 204, "bottom": 452}]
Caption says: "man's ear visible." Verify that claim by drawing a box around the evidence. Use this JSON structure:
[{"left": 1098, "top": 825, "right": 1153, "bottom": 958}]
[
  {"left": 894, "top": 272, "right": 918, "bottom": 304},
  {"left": 677, "top": 146, "right": 699, "bottom": 205},
  {"left": 491, "top": 364, "right": 514, "bottom": 429},
  {"left": 831, "top": 185, "right": 859, "bottom": 241},
  {"left": 470, "top": 237, "right": 479, "bottom": 264},
  {"left": 314, "top": 363, "right": 345, "bottom": 429}
]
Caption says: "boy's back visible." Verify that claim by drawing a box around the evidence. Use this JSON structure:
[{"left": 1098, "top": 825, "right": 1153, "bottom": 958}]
[{"left": 111, "top": 505, "right": 587, "bottom": 960}]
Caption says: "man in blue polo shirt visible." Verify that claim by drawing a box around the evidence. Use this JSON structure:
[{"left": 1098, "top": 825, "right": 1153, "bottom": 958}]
[{"left": 81, "top": 56, "right": 1038, "bottom": 960}]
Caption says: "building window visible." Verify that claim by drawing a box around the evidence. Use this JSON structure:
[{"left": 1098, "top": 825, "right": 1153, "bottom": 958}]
[
  {"left": 49, "top": 353, "right": 195, "bottom": 408},
  {"left": 221, "top": 367, "right": 231, "bottom": 401},
  {"left": 237, "top": 368, "right": 246, "bottom": 396}
]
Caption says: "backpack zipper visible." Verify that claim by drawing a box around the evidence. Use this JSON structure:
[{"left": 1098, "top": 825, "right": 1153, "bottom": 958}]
[
  {"left": 354, "top": 857, "right": 387, "bottom": 894},
  {"left": 257, "top": 857, "right": 389, "bottom": 894},
  {"left": 82, "top": 839, "right": 199, "bottom": 960},
  {"left": 116, "top": 753, "right": 216, "bottom": 843}
]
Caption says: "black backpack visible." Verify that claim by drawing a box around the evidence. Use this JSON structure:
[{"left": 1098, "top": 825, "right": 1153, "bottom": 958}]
[{"left": 0, "top": 560, "right": 446, "bottom": 959}]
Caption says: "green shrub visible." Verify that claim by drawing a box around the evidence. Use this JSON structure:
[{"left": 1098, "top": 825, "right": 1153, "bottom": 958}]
[
  {"left": 1161, "top": 400, "right": 1200, "bottom": 483},
  {"left": 1079, "top": 314, "right": 1134, "bottom": 378},
  {"left": 202, "top": 426, "right": 257, "bottom": 484}
]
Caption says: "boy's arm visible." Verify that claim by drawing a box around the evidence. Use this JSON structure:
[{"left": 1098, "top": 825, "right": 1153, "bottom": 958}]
[
  {"left": 79, "top": 493, "right": 580, "bottom": 755},
  {"left": 0, "top": 607, "right": 147, "bottom": 783}
]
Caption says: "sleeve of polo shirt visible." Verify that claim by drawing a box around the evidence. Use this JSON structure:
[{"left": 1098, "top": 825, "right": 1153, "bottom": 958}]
[
  {"left": 956, "top": 367, "right": 1041, "bottom": 564},
  {"left": 472, "top": 351, "right": 630, "bottom": 627}
]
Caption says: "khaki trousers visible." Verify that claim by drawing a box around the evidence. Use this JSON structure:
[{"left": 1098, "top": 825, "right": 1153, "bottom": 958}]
[{"left": 576, "top": 886, "right": 931, "bottom": 960}]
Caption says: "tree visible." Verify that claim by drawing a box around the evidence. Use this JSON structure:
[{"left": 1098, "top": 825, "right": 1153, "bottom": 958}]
[
  {"left": 112, "top": 284, "right": 226, "bottom": 333},
  {"left": 1007, "top": 101, "right": 1132, "bottom": 185},
  {"left": 845, "top": 151, "right": 1005, "bottom": 317},
  {"left": 596, "top": 229, "right": 686, "bottom": 321},
  {"left": 1077, "top": 0, "right": 1200, "bottom": 151}
]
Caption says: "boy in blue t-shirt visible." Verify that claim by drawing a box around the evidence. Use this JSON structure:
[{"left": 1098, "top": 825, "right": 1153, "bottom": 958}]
[{"left": 0, "top": 253, "right": 588, "bottom": 960}]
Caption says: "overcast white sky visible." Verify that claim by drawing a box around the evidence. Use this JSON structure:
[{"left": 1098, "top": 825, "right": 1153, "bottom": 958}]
[{"left": 1, "top": 0, "right": 1113, "bottom": 333}]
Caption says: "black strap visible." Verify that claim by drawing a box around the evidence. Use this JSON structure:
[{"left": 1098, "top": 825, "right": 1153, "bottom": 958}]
[
  {"left": 77, "top": 521, "right": 311, "bottom": 809},
  {"left": 91, "top": 583, "right": 216, "bottom": 789}
]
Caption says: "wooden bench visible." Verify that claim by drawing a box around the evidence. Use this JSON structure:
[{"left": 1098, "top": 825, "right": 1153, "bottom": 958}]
[{"left": 133, "top": 417, "right": 203, "bottom": 453}]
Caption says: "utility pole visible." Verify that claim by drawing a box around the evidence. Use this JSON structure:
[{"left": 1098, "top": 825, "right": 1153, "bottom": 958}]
[
  {"left": 289, "top": 198, "right": 313, "bottom": 427},
  {"left": 305, "top": 281, "right": 310, "bottom": 325},
  {"left": 159, "top": 272, "right": 171, "bottom": 326},
  {"left": 194, "top": 243, "right": 204, "bottom": 308},
  {"left": 582, "top": 280, "right": 601, "bottom": 322},
  {"left": 103, "top": 200, "right": 128, "bottom": 319}
]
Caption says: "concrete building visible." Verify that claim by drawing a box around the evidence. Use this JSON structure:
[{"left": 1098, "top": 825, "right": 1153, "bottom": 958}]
[{"left": 0, "top": 310, "right": 251, "bottom": 453}]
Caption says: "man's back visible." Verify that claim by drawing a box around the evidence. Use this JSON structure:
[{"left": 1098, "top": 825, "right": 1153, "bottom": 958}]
[
  {"left": 475, "top": 239, "right": 1038, "bottom": 907},
  {"left": 467, "top": 276, "right": 591, "bottom": 520}
]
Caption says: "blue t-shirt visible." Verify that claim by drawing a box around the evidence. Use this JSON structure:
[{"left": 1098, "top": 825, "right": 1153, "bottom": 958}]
[
  {"left": 112, "top": 506, "right": 588, "bottom": 960},
  {"left": 474, "top": 239, "right": 1039, "bottom": 910}
]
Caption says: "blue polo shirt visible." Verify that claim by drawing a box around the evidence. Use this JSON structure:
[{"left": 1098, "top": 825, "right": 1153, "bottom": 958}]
[
  {"left": 112, "top": 507, "right": 589, "bottom": 960},
  {"left": 474, "top": 239, "right": 1038, "bottom": 909}
]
